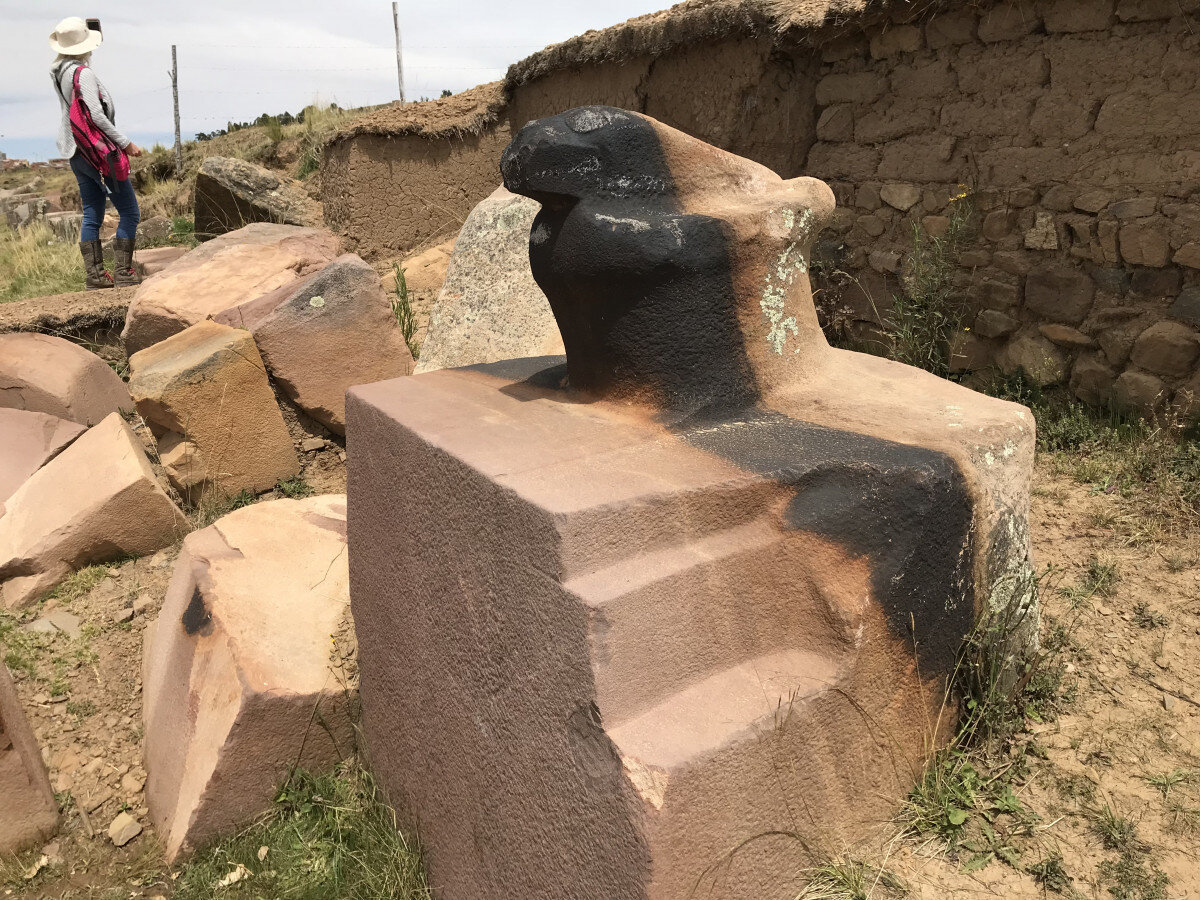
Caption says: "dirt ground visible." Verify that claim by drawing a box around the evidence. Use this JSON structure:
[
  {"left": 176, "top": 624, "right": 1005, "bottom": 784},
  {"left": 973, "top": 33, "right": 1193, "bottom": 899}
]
[{"left": 2, "top": 451, "right": 1198, "bottom": 898}]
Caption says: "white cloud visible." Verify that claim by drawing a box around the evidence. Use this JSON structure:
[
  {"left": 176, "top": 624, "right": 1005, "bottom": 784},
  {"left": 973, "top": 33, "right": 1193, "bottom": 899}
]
[{"left": 0, "top": 0, "right": 669, "bottom": 158}]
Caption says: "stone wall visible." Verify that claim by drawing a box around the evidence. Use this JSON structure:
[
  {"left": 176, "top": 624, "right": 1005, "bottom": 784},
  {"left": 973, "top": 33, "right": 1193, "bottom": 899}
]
[
  {"left": 322, "top": 0, "right": 1200, "bottom": 419},
  {"left": 808, "top": 0, "right": 1200, "bottom": 420}
]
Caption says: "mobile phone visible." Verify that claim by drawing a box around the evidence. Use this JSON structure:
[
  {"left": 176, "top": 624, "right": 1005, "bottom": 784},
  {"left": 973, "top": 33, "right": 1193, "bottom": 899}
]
[{"left": 86, "top": 18, "right": 102, "bottom": 36}]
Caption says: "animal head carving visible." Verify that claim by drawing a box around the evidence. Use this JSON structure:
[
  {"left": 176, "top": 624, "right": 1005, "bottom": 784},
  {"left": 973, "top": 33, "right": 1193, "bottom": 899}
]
[{"left": 502, "top": 106, "right": 836, "bottom": 420}]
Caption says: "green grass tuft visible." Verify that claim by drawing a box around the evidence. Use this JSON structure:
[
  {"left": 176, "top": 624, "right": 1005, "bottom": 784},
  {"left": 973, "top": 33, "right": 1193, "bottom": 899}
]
[{"left": 172, "top": 764, "right": 429, "bottom": 900}]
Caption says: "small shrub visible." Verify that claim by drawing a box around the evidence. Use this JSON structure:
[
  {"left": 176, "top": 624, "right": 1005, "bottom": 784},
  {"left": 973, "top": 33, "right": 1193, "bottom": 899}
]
[
  {"left": 798, "top": 858, "right": 906, "bottom": 900},
  {"left": 877, "top": 189, "right": 975, "bottom": 378},
  {"left": 276, "top": 476, "right": 315, "bottom": 499}
]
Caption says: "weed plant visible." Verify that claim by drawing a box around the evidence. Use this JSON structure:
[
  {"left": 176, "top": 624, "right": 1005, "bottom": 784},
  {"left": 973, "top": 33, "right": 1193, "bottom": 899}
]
[
  {"left": 390, "top": 265, "right": 419, "bottom": 358},
  {"left": 0, "top": 221, "right": 83, "bottom": 301}
]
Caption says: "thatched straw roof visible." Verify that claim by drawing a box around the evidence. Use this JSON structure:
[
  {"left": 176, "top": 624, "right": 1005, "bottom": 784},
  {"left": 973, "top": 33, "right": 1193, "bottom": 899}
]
[
  {"left": 506, "top": 0, "right": 877, "bottom": 87},
  {"left": 330, "top": 82, "right": 507, "bottom": 141},
  {"left": 332, "top": 0, "right": 903, "bottom": 142}
]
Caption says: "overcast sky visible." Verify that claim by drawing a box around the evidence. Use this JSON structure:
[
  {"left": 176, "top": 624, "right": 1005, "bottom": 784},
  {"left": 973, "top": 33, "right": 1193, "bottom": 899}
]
[{"left": 0, "top": 0, "right": 670, "bottom": 160}]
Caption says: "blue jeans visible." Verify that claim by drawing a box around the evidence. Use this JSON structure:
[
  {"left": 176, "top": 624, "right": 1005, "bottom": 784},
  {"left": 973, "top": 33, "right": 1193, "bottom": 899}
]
[{"left": 71, "top": 153, "right": 139, "bottom": 242}]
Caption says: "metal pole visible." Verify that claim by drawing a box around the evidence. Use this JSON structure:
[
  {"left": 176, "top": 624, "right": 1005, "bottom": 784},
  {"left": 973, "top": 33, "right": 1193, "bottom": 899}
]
[
  {"left": 171, "top": 45, "right": 182, "bottom": 176},
  {"left": 392, "top": 2, "right": 405, "bottom": 103}
]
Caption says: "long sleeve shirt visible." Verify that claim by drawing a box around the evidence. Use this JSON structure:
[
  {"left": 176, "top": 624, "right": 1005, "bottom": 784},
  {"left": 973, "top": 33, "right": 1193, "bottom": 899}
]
[{"left": 52, "top": 60, "right": 130, "bottom": 158}]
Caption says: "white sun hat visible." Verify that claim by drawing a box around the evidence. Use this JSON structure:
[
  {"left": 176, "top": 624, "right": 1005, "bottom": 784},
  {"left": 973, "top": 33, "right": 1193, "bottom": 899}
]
[{"left": 49, "top": 16, "right": 103, "bottom": 55}]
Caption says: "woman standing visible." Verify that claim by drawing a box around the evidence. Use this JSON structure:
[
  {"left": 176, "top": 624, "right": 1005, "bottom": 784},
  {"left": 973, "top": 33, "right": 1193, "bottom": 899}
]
[{"left": 49, "top": 16, "right": 144, "bottom": 290}]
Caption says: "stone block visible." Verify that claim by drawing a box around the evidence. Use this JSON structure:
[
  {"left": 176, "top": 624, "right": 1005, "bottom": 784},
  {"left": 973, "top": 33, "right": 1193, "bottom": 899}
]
[
  {"left": 815, "top": 105, "right": 854, "bottom": 142},
  {"left": 1117, "top": 0, "right": 1199, "bottom": 20},
  {"left": 0, "top": 663, "right": 58, "bottom": 853},
  {"left": 1025, "top": 212, "right": 1059, "bottom": 250},
  {"left": 975, "top": 309, "right": 1020, "bottom": 339},
  {"left": 143, "top": 495, "right": 355, "bottom": 861},
  {"left": 880, "top": 183, "right": 921, "bottom": 211},
  {"left": 1169, "top": 286, "right": 1200, "bottom": 327},
  {"left": 128, "top": 321, "right": 299, "bottom": 501},
  {"left": 1040, "top": 0, "right": 1114, "bottom": 31},
  {"left": 221, "top": 254, "right": 415, "bottom": 434},
  {"left": 0, "top": 333, "right": 132, "bottom": 427},
  {"left": 121, "top": 223, "right": 341, "bottom": 355},
  {"left": 892, "top": 59, "right": 957, "bottom": 98},
  {"left": 925, "top": 7, "right": 977, "bottom": 47},
  {"left": 983, "top": 209, "right": 1016, "bottom": 241},
  {"left": 1113, "top": 370, "right": 1168, "bottom": 416},
  {"left": 347, "top": 106, "right": 1037, "bottom": 900},
  {"left": 415, "top": 187, "right": 564, "bottom": 374},
  {"left": 1129, "top": 268, "right": 1182, "bottom": 299},
  {"left": 1024, "top": 264, "right": 1095, "bottom": 324},
  {"left": 1039, "top": 324, "right": 1094, "bottom": 348},
  {"left": 0, "top": 409, "right": 83, "bottom": 509},
  {"left": 877, "top": 135, "right": 960, "bottom": 182},
  {"left": 1174, "top": 243, "right": 1200, "bottom": 269},
  {"left": 869, "top": 24, "right": 922, "bottom": 58},
  {"left": 980, "top": 278, "right": 1023, "bottom": 310},
  {"left": 978, "top": 4, "right": 1041, "bottom": 41},
  {"left": 949, "top": 332, "right": 994, "bottom": 372},
  {"left": 1110, "top": 197, "right": 1158, "bottom": 219},
  {"left": 1130, "top": 321, "right": 1200, "bottom": 377},
  {"left": 0, "top": 414, "right": 185, "bottom": 609},
  {"left": 133, "top": 246, "right": 188, "bottom": 277},
  {"left": 193, "top": 156, "right": 321, "bottom": 239},
  {"left": 997, "top": 332, "right": 1069, "bottom": 386},
  {"left": 1074, "top": 191, "right": 1112, "bottom": 214},
  {"left": 815, "top": 72, "right": 887, "bottom": 106},
  {"left": 1041, "top": 185, "right": 1075, "bottom": 212},
  {"left": 1069, "top": 354, "right": 1117, "bottom": 407}
]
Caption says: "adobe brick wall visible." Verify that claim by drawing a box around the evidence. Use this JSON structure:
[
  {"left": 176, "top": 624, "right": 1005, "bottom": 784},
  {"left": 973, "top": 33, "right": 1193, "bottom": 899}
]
[
  {"left": 322, "top": 0, "right": 1200, "bottom": 419},
  {"left": 808, "top": 0, "right": 1200, "bottom": 419}
]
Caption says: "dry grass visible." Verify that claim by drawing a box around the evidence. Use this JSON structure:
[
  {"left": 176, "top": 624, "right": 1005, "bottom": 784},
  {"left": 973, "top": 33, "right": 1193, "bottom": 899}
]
[{"left": 0, "top": 221, "right": 83, "bottom": 302}]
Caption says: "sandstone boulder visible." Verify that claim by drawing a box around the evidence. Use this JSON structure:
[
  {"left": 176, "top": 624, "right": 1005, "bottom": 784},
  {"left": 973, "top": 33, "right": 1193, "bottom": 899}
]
[
  {"left": 0, "top": 409, "right": 84, "bottom": 509},
  {"left": 1129, "top": 321, "right": 1200, "bottom": 378},
  {"left": 0, "top": 414, "right": 185, "bottom": 609},
  {"left": 128, "top": 321, "right": 299, "bottom": 501},
  {"left": 414, "top": 187, "right": 564, "bottom": 374},
  {"left": 143, "top": 495, "right": 355, "bottom": 861},
  {"left": 193, "top": 156, "right": 321, "bottom": 239},
  {"left": 0, "top": 662, "right": 58, "bottom": 853},
  {"left": 0, "top": 333, "right": 132, "bottom": 426},
  {"left": 1113, "top": 370, "right": 1168, "bottom": 417},
  {"left": 348, "top": 107, "right": 1036, "bottom": 900},
  {"left": 220, "top": 254, "right": 414, "bottom": 434},
  {"left": 133, "top": 246, "right": 188, "bottom": 277},
  {"left": 121, "top": 223, "right": 341, "bottom": 355}
]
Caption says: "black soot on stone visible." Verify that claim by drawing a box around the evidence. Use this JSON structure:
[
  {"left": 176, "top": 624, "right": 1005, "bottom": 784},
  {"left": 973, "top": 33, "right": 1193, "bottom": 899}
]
[{"left": 501, "top": 105, "right": 759, "bottom": 419}]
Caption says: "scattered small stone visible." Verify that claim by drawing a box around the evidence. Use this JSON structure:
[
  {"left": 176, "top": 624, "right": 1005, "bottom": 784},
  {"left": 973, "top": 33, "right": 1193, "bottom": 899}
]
[
  {"left": 133, "top": 594, "right": 156, "bottom": 616},
  {"left": 46, "top": 610, "right": 83, "bottom": 639},
  {"left": 121, "top": 772, "right": 146, "bottom": 794},
  {"left": 338, "top": 450, "right": 347, "bottom": 462},
  {"left": 300, "top": 437, "right": 328, "bottom": 452},
  {"left": 1024, "top": 211, "right": 1059, "bottom": 250},
  {"left": 257, "top": 845, "right": 269, "bottom": 861},
  {"left": 107, "top": 811, "right": 143, "bottom": 846},
  {"left": 112, "top": 608, "right": 135, "bottom": 624},
  {"left": 1163, "top": 693, "right": 1178, "bottom": 711},
  {"left": 86, "top": 789, "right": 113, "bottom": 812},
  {"left": 217, "top": 863, "right": 252, "bottom": 887}
]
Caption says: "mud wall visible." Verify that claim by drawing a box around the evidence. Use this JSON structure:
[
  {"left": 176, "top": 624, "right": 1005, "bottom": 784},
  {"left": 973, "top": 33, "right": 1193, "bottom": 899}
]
[
  {"left": 808, "top": 0, "right": 1200, "bottom": 419},
  {"left": 322, "top": 35, "right": 821, "bottom": 258},
  {"left": 323, "top": 0, "right": 1200, "bottom": 418}
]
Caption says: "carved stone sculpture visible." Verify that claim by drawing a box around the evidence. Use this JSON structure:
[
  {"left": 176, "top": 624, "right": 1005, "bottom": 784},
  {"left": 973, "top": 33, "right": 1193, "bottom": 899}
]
[{"left": 347, "top": 107, "right": 1036, "bottom": 900}]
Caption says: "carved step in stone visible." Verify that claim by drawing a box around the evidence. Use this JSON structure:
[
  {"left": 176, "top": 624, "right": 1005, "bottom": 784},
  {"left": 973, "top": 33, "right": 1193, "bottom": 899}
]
[{"left": 347, "top": 107, "right": 1037, "bottom": 900}]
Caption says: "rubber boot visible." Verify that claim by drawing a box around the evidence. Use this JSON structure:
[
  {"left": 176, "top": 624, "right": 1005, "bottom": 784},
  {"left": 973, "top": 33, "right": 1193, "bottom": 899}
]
[
  {"left": 112, "top": 237, "right": 142, "bottom": 287},
  {"left": 79, "top": 239, "right": 113, "bottom": 290}
]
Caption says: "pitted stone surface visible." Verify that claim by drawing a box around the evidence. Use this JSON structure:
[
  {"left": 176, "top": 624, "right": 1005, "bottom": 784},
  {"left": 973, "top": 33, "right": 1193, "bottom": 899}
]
[{"left": 414, "top": 187, "right": 563, "bottom": 374}]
